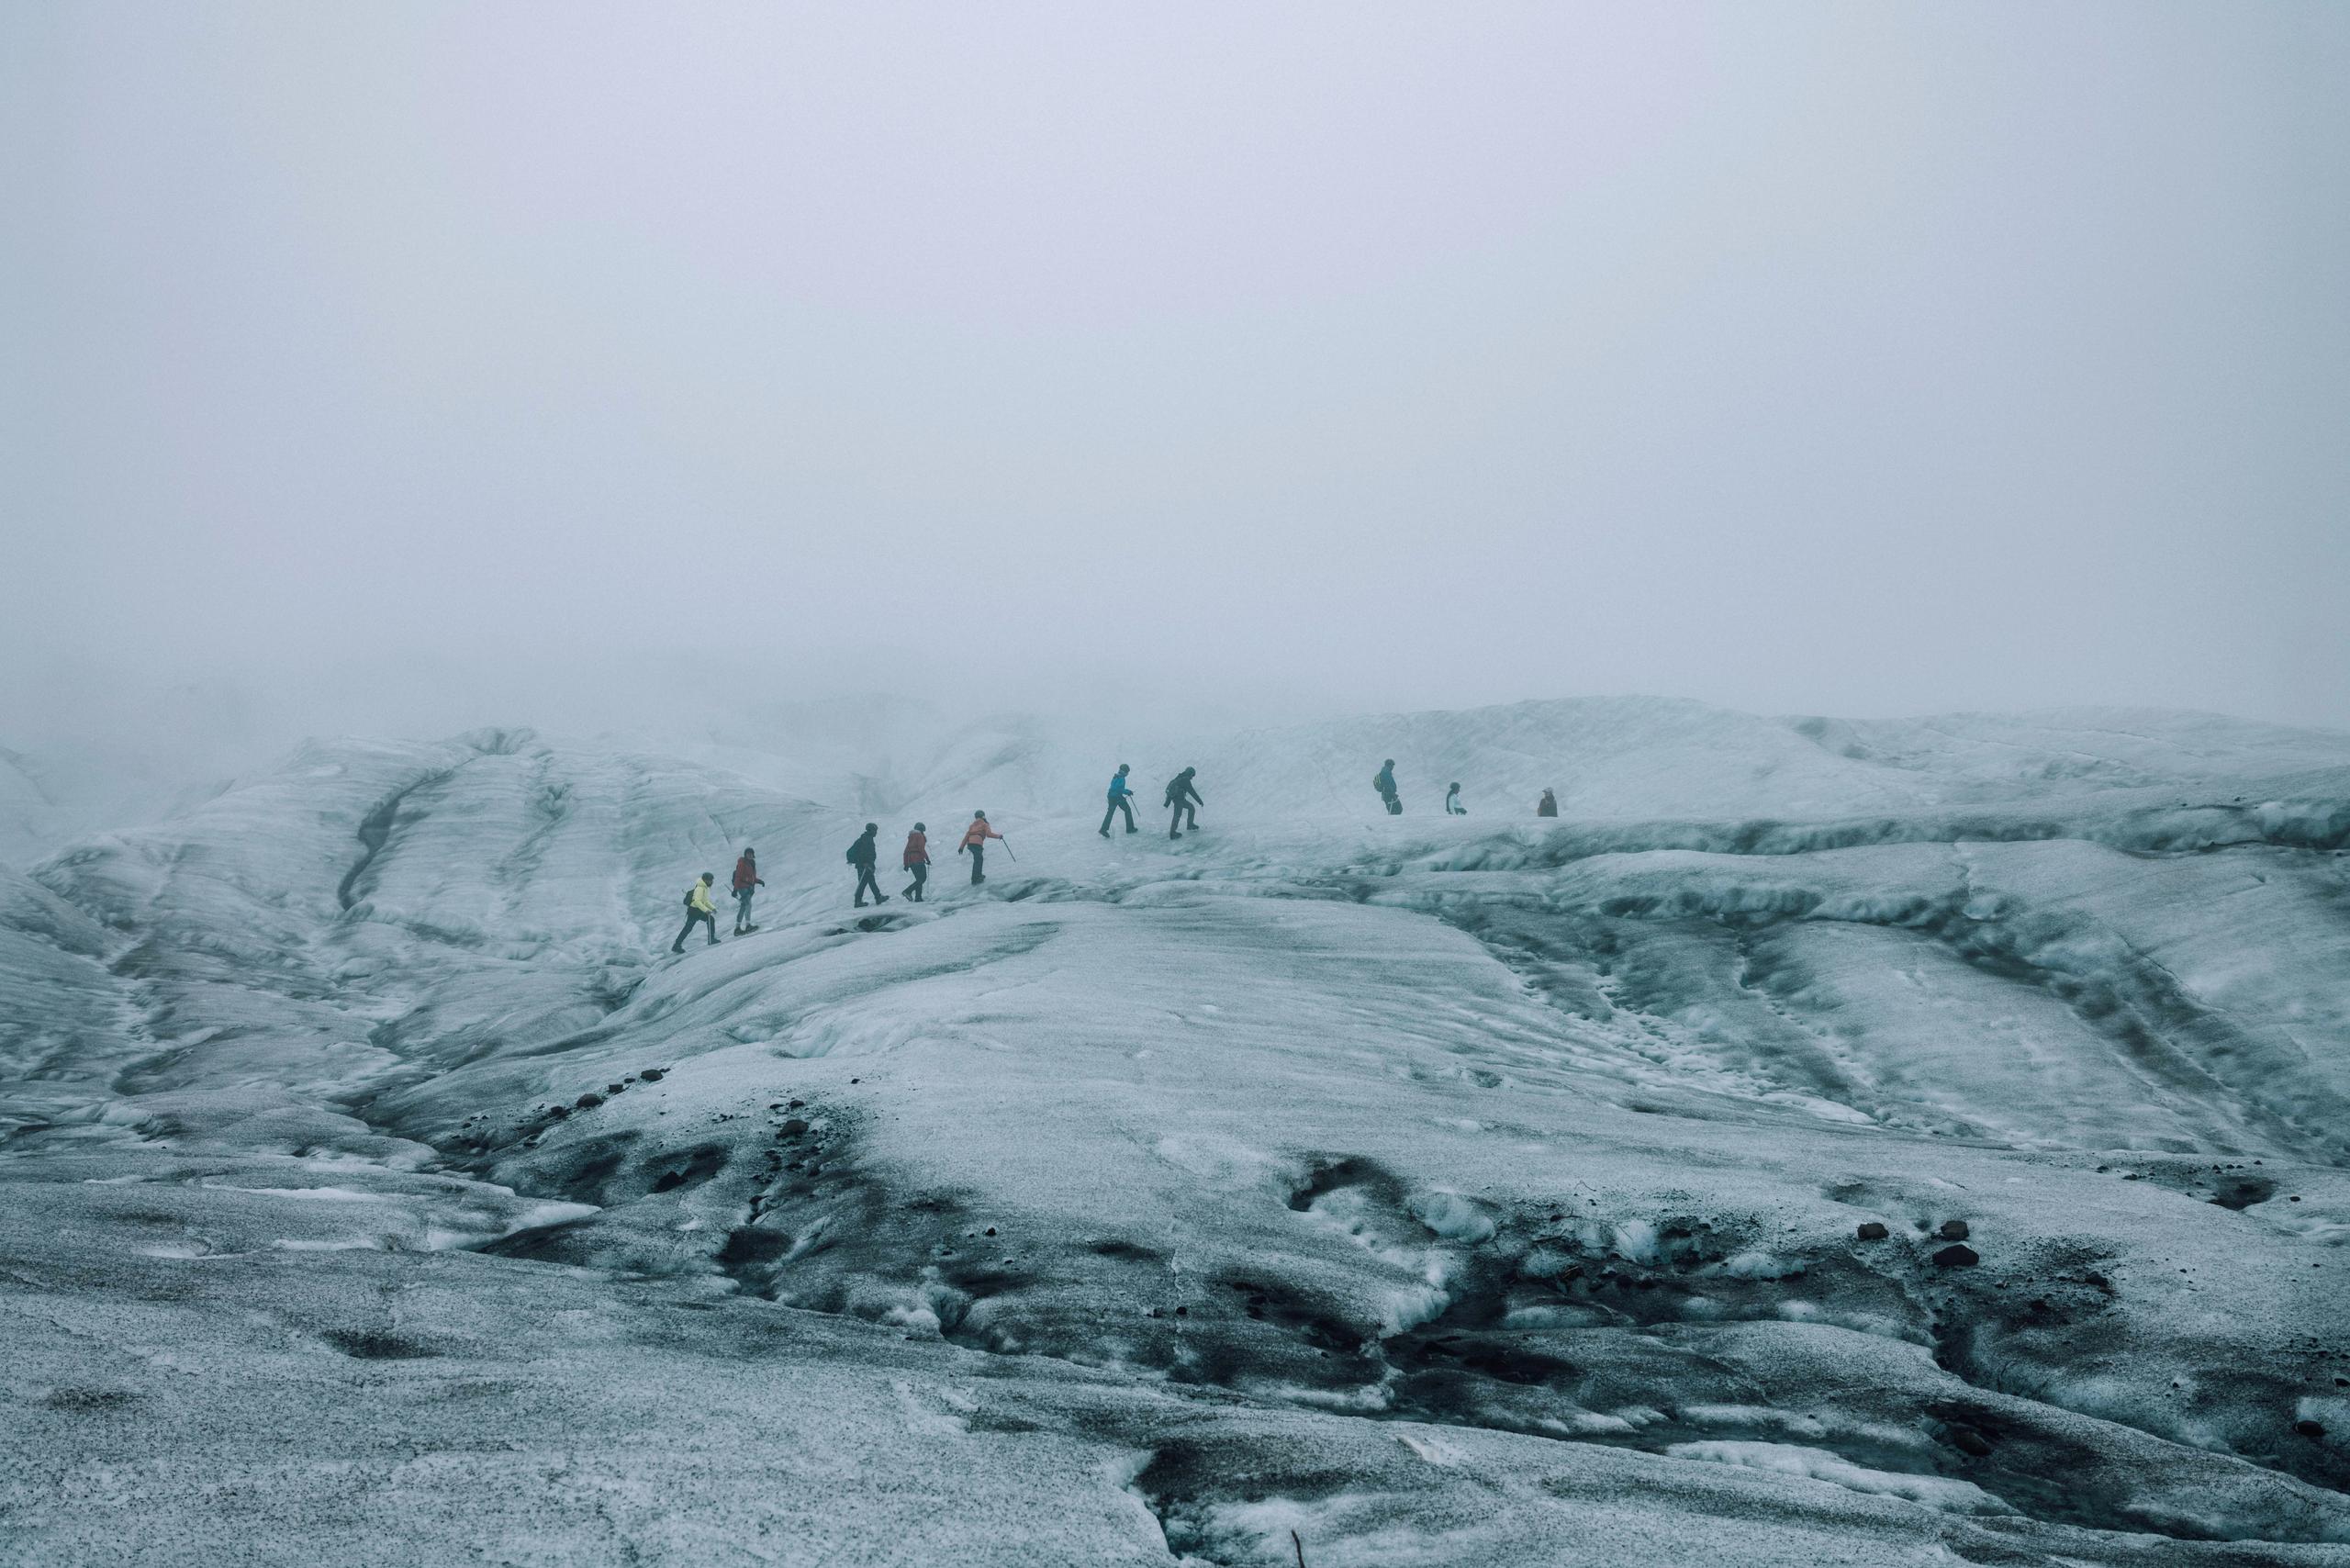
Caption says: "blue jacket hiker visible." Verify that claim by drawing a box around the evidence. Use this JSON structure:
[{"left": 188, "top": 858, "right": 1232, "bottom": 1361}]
[{"left": 1100, "top": 764, "right": 1137, "bottom": 837}]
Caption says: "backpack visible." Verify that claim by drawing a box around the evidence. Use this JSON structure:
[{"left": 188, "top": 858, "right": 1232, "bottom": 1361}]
[
  {"left": 845, "top": 842, "right": 859, "bottom": 864},
  {"left": 683, "top": 889, "right": 695, "bottom": 908}
]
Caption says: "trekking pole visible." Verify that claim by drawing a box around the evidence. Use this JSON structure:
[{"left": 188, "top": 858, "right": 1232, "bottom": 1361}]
[{"left": 1000, "top": 839, "right": 1017, "bottom": 863}]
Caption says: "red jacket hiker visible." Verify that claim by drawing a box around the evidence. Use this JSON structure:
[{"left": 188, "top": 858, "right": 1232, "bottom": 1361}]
[
  {"left": 902, "top": 830, "right": 928, "bottom": 868},
  {"left": 960, "top": 818, "right": 1001, "bottom": 850},
  {"left": 732, "top": 853, "right": 762, "bottom": 892}
]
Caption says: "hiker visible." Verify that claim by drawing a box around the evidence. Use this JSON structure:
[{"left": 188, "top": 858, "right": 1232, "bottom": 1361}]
[
  {"left": 1445, "top": 783, "right": 1466, "bottom": 815},
  {"left": 1537, "top": 789, "right": 1558, "bottom": 818},
  {"left": 847, "top": 823, "right": 888, "bottom": 907},
  {"left": 671, "top": 872, "right": 720, "bottom": 952},
  {"left": 1164, "top": 767, "right": 1203, "bottom": 838},
  {"left": 1100, "top": 764, "right": 1137, "bottom": 837},
  {"left": 902, "top": 823, "right": 930, "bottom": 902},
  {"left": 1374, "top": 759, "right": 1402, "bottom": 815},
  {"left": 731, "top": 848, "right": 765, "bottom": 934},
  {"left": 959, "top": 811, "right": 1002, "bottom": 884}
]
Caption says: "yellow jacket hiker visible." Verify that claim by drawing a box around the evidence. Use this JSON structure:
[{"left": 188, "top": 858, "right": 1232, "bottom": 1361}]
[{"left": 672, "top": 873, "right": 721, "bottom": 952}]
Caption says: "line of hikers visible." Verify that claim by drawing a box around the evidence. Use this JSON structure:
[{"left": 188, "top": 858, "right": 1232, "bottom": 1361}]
[
  {"left": 1102, "top": 763, "right": 1203, "bottom": 840},
  {"left": 672, "top": 765, "right": 1565, "bottom": 948},
  {"left": 1373, "top": 759, "right": 1559, "bottom": 820},
  {"left": 669, "top": 812, "right": 1015, "bottom": 950},
  {"left": 843, "top": 812, "right": 1003, "bottom": 906}
]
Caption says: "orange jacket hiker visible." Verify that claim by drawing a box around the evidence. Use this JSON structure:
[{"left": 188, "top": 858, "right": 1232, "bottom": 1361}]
[{"left": 960, "top": 817, "right": 1001, "bottom": 850}]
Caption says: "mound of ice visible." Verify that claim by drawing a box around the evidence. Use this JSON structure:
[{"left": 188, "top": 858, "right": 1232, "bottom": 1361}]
[{"left": 5, "top": 701, "right": 2348, "bottom": 1563}]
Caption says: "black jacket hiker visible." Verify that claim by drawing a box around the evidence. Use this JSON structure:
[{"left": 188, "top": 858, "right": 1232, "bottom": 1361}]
[
  {"left": 847, "top": 823, "right": 888, "bottom": 907},
  {"left": 1164, "top": 768, "right": 1203, "bottom": 838}
]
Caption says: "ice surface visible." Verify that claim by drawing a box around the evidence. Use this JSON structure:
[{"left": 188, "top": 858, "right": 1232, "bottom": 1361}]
[{"left": 4, "top": 700, "right": 2348, "bottom": 1564}]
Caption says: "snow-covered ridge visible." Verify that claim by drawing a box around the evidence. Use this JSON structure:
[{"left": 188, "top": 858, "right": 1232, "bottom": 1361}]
[
  {"left": 666, "top": 694, "right": 2350, "bottom": 829},
  {"left": 3, "top": 702, "right": 2347, "bottom": 1564}
]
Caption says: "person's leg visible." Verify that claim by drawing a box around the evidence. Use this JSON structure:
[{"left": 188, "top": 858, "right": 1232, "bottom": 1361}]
[
  {"left": 1169, "top": 806, "right": 1181, "bottom": 839},
  {"left": 699, "top": 910, "right": 718, "bottom": 946},
  {"left": 970, "top": 845, "right": 985, "bottom": 884},
  {"left": 672, "top": 913, "right": 695, "bottom": 953},
  {"left": 1099, "top": 802, "right": 1114, "bottom": 836},
  {"left": 1119, "top": 798, "right": 1136, "bottom": 833}
]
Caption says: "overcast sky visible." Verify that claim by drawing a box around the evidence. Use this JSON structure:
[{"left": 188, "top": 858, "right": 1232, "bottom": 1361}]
[{"left": 5, "top": 2, "right": 2345, "bottom": 749}]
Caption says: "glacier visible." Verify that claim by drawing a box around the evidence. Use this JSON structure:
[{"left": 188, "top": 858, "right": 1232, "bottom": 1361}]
[{"left": 2, "top": 697, "right": 2347, "bottom": 1566}]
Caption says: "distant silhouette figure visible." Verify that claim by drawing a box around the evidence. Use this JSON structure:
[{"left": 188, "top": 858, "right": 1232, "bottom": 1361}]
[
  {"left": 1374, "top": 759, "right": 1402, "bottom": 815},
  {"left": 1537, "top": 789, "right": 1558, "bottom": 818},
  {"left": 1445, "top": 783, "right": 1466, "bottom": 815}
]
